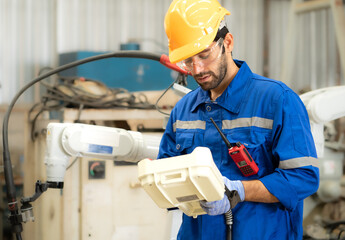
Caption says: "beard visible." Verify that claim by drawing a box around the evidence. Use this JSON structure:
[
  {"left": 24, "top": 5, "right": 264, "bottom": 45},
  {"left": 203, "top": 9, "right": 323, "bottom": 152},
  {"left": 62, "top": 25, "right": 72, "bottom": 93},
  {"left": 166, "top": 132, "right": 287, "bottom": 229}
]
[{"left": 193, "top": 54, "right": 228, "bottom": 91}]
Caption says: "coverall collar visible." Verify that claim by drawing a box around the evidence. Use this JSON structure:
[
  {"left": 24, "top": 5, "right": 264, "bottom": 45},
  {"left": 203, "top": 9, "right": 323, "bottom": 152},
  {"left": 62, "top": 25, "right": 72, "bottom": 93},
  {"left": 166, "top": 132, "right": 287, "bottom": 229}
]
[{"left": 190, "top": 60, "right": 253, "bottom": 114}]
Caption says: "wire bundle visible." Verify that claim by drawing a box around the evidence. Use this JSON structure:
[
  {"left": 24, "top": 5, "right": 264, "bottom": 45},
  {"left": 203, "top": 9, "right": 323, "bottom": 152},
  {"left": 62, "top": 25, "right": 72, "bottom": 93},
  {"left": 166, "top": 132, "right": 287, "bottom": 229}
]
[{"left": 29, "top": 74, "right": 156, "bottom": 141}]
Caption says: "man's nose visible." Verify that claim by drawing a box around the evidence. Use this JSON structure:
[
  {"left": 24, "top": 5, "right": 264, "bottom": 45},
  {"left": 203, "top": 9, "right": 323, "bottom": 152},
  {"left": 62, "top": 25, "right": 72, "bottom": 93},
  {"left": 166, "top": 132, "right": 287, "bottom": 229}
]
[{"left": 191, "top": 59, "right": 203, "bottom": 75}]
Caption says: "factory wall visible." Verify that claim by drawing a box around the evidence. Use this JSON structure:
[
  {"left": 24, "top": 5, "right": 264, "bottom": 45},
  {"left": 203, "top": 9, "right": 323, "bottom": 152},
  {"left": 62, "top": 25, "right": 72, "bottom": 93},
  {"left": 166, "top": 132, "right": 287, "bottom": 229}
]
[
  {"left": 0, "top": 0, "right": 344, "bottom": 104},
  {"left": 0, "top": 0, "right": 57, "bottom": 103}
]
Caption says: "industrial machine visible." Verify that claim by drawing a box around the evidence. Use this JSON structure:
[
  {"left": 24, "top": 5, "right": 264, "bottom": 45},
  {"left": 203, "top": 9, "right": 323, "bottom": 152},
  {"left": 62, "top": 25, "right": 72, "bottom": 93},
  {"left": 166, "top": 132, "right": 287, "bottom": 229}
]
[
  {"left": 44, "top": 123, "right": 161, "bottom": 187},
  {"left": 301, "top": 86, "right": 345, "bottom": 203},
  {"left": 1, "top": 51, "right": 191, "bottom": 240},
  {"left": 301, "top": 86, "right": 345, "bottom": 239}
]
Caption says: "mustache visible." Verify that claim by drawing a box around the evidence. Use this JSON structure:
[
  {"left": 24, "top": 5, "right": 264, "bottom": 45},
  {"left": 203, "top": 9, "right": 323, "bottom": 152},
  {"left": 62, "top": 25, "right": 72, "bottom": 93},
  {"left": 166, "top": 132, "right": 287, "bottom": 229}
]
[{"left": 194, "top": 71, "right": 216, "bottom": 79}]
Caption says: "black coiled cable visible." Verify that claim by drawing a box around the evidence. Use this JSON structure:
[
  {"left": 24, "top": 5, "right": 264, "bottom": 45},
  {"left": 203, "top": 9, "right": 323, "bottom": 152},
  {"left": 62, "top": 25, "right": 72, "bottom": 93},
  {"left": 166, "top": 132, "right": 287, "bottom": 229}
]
[{"left": 225, "top": 210, "right": 233, "bottom": 240}]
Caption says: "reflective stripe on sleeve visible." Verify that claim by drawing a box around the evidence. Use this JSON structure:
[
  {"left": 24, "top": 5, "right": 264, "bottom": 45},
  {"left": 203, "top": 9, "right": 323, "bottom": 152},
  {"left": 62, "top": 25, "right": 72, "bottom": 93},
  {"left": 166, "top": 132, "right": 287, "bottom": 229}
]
[
  {"left": 279, "top": 157, "right": 319, "bottom": 169},
  {"left": 173, "top": 120, "right": 206, "bottom": 132},
  {"left": 222, "top": 117, "right": 273, "bottom": 130}
]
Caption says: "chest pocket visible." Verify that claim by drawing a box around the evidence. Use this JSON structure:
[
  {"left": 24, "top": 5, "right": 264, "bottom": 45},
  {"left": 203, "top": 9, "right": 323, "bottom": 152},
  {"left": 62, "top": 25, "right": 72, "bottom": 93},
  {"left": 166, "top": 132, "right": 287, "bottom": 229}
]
[
  {"left": 175, "top": 132, "right": 194, "bottom": 155},
  {"left": 226, "top": 129, "right": 273, "bottom": 177}
]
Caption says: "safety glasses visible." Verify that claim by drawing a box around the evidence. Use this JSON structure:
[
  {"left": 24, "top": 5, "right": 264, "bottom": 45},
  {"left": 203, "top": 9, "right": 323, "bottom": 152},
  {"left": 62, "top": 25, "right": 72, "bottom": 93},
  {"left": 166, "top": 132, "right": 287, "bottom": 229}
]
[{"left": 177, "top": 38, "right": 224, "bottom": 72}]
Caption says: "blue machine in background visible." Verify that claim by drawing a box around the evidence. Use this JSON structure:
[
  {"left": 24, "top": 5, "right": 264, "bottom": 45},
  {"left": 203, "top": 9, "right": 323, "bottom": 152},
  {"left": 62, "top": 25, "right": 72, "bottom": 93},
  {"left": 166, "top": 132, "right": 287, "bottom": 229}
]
[{"left": 59, "top": 51, "right": 198, "bottom": 92}]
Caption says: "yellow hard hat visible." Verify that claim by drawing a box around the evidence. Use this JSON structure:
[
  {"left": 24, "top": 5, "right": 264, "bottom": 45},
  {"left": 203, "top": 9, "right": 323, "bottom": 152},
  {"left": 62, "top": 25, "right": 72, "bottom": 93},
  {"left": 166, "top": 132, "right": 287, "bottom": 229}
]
[{"left": 164, "top": 0, "right": 230, "bottom": 63}]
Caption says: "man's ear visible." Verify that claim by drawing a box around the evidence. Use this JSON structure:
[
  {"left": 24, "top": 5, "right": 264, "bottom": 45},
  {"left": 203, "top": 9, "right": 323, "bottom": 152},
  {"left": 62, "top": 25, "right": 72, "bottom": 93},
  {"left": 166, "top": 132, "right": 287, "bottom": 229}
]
[{"left": 224, "top": 33, "right": 234, "bottom": 54}]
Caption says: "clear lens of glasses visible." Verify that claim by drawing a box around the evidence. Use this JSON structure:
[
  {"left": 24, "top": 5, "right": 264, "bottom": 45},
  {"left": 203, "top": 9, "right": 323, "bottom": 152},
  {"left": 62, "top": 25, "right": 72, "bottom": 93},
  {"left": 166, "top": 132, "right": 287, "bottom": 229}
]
[{"left": 177, "top": 38, "right": 224, "bottom": 72}]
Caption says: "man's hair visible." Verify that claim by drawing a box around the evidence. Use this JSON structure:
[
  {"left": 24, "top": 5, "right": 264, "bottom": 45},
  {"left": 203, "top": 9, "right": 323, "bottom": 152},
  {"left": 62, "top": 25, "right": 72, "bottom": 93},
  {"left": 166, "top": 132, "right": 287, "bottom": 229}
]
[
  {"left": 214, "top": 24, "right": 229, "bottom": 54},
  {"left": 214, "top": 20, "right": 229, "bottom": 42}
]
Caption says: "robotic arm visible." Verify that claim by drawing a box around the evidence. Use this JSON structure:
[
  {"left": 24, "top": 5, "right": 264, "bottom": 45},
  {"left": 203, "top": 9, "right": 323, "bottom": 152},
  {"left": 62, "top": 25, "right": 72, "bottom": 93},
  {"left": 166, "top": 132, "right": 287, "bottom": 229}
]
[
  {"left": 300, "top": 86, "right": 345, "bottom": 158},
  {"left": 44, "top": 122, "right": 161, "bottom": 188},
  {"left": 300, "top": 86, "right": 345, "bottom": 202}
]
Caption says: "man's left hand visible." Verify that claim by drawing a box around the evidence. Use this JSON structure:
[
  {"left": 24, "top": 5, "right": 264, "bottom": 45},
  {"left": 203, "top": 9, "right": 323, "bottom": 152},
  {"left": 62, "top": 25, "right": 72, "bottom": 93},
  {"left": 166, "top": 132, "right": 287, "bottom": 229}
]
[
  {"left": 200, "top": 194, "right": 230, "bottom": 216},
  {"left": 200, "top": 177, "right": 245, "bottom": 216}
]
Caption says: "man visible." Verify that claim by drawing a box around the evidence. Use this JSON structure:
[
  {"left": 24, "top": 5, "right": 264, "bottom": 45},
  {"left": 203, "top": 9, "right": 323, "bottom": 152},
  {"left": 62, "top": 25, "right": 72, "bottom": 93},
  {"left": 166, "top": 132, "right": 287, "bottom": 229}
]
[{"left": 158, "top": 0, "right": 319, "bottom": 239}]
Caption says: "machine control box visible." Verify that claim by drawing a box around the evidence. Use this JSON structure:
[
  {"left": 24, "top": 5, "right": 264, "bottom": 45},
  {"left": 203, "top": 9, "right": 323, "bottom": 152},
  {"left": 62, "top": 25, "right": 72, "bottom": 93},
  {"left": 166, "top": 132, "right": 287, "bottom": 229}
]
[{"left": 137, "top": 147, "right": 224, "bottom": 218}]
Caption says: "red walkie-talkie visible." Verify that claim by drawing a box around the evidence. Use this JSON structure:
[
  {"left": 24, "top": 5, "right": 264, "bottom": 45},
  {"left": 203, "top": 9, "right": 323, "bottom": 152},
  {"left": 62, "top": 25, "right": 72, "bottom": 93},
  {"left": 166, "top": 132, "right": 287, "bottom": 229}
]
[{"left": 210, "top": 118, "right": 259, "bottom": 177}]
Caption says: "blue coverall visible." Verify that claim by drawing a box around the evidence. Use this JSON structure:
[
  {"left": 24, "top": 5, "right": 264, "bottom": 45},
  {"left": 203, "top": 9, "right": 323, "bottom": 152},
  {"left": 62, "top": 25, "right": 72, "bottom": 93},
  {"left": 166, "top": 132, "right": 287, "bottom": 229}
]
[{"left": 157, "top": 60, "right": 320, "bottom": 240}]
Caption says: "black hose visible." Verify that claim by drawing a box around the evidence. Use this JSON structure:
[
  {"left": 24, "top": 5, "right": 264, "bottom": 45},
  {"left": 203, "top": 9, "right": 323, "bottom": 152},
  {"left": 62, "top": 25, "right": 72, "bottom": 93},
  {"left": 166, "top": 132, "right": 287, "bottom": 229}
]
[
  {"left": 16, "top": 233, "right": 23, "bottom": 240},
  {"left": 225, "top": 210, "right": 233, "bottom": 240},
  {"left": 1, "top": 51, "right": 171, "bottom": 239}
]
